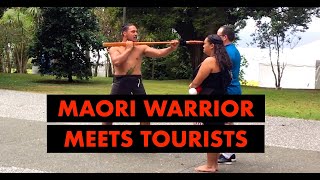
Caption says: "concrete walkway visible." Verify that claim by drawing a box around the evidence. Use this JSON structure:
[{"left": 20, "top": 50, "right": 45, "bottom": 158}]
[{"left": 0, "top": 89, "right": 319, "bottom": 173}]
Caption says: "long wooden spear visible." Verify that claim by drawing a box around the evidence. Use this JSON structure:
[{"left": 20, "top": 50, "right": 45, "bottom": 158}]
[{"left": 102, "top": 40, "right": 203, "bottom": 47}]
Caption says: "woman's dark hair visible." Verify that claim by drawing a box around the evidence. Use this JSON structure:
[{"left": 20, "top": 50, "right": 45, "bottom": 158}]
[{"left": 207, "top": 34, "right": 232, "bottom": 71}]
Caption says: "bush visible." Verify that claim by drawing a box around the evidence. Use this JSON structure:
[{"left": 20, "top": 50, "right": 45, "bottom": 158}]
[
  {"left": 26, "top": 58, "right": 34, "bottom": 69},
  {"left": 239, "top": 55, "right": 249, "bottom": 85},
  {"left": 142, "top": 46, "right": 192, "bottom": 80}
]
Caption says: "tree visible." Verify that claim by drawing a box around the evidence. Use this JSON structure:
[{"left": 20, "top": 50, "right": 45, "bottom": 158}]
[
  {"left": 110, "top": 7, "right": 261, "bottom": 80},
  {"left": 95, "top": 7, "right": 319, "bottom": 81},
  {"left": 0, "top": 7, "right": 8, "bottom": 73},
  {"left": 0, "top": 8, "right": 36, "bottom": 74},
  {"left": 250, "top": 7, "right": 319, "bottom": 89},
  {"left": 123, "top": 7, "right": 252, "bottom": 70},
  {"left": 31, "top": 7, "right": 101, "bottom": 82},
  {"left": 93, "top": 7, "right": 121, "bottom": 77}
]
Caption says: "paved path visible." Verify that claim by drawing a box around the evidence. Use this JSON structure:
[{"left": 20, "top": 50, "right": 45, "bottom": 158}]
[{"left": 0, "top": 89, "right": 319, "bottom": 173}]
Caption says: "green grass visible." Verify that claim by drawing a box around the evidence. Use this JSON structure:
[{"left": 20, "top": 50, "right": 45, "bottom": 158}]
[{"left": 1, "top": 73, "right": 320, "bottom": 120}]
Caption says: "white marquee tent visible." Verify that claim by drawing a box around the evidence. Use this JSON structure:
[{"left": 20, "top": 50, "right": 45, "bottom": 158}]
[{"left": 239, "top": 40, "right": 320, "bottom": 89}]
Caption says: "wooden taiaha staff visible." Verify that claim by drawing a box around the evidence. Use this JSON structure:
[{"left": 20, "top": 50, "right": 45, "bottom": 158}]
[{"left": 102, "top": 40, "right": 203, "bottom": 47}]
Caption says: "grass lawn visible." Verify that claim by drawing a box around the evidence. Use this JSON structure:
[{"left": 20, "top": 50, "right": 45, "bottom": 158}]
[{"left": 1, "top": 73, "right": 319, "bottom": 120}]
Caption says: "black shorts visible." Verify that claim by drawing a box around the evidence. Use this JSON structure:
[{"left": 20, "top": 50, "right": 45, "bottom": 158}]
[{"left": 110, "top": 75, "right": 146, "bottom": 95}]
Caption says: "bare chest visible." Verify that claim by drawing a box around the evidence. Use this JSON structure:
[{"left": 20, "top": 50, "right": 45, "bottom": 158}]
[{"left": 118, "top": 47, "right": 144, "bottom": 62}]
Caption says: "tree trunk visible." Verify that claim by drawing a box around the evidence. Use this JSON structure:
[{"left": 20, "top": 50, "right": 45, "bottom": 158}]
[
  {"left": 14, "top": 45, "right": 21, "bottom": 73},
  {"left": 175, "top": 22, "right": 204, "bottom": 70},
  {"left": 19, "top": 44, "right": 24, "bottom": 73},
  {"left": 21, "top": 43, "right": 28, "bottom": 73},
  {"left": 14, "top": 50, "right": 18, "bottom": 73},
  {"left": 67, "top": 55, "right": 73, "bottom": 82},
  {"left": 188, "top": 45, "right": 204, "bottom": 70},
  {"left": 68, "top": 74, "right": 73, "bottom": 82},
  {"left": 13, "top": 43, "right": 28, "bottom": 74},
  {"left": 0, "top": 55, "right": 3, "bottom": 73},
  {"left": 85, "top": 50, "right": 92, "bottom": 77},
  {"left": 105, "top": 52, "right": 113, "bottom": 77},
  {"left": 5, "top": 45, "right": 11, "bottom": 73},
  {"left": 94, "top": 51, "right": 100, "bottom": 77},
  {"left": 22, "top": 56, "right": 28, "bottom": 73}
]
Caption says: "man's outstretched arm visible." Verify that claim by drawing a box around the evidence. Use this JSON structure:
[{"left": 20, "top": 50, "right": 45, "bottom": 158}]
[{"left": 144, "top": 40, "right": 179, "bottom": 58}]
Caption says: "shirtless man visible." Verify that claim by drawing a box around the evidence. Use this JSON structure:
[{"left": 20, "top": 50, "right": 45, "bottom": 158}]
[{"left": 103, "top": 23, "right": 179, "bottom": 125}]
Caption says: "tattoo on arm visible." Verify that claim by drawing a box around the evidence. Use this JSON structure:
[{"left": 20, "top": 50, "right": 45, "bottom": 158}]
[{"left": 126, "top": 65, "right": 136, "bottom": 75}]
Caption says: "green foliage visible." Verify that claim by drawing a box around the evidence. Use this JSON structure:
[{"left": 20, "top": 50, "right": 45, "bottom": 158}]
[
  {"left": 1, "top": 8, "right": 35, "bottom": 30},
  {"left": 30, "top": 7, "right": 101, "bottom": 82},
  {"left": 164, "top": 46, "right": 193, "bottom": 79},
  {"left": 94, "top": 7, "right": 122, "bottom": 42},
  {"left": 138, "top": 26, "right": 192, "bottom": 80},
  {"left": 93, "top": 7, "right": 318, "bottom": 82},
  {"left": 118, "top": 7, "right": 254, "bottom": 73},
  {"left": 239, "top": 55, "right": 249, "bottom": 85},
  {"left": 142, "top": 46, "right": 192, "bottom": 80},
  {"left": 26, "top": 58, "right": 33, "bottom": 69},
  {"left": 0, "top": 8, "right": 37, "bottom": 73},
  {"left": 251, "top": 8, "right": 314, "bottom": 49}
]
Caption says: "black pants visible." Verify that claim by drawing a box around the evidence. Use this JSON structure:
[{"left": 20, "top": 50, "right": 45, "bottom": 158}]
[{"left": 110, "top": 75, "right": 146, "bottom": 95}]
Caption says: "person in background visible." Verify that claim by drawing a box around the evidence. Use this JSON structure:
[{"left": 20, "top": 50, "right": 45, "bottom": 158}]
[{"left": 216, "top": 24, "right": 242, "bottom": 164}]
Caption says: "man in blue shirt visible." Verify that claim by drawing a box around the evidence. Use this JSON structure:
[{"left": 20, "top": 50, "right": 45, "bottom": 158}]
[{"left": 217, "top": 25, "right": 242, "bottom": 164}]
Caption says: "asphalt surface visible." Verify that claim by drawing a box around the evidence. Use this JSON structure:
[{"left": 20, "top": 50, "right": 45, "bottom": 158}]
[{"left": 0, "top": 89, "right": 319, "bottom": 173}]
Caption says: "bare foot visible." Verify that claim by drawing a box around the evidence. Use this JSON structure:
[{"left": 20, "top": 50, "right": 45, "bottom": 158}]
[{"left": 195, "top": 165, "right": 218, "bottom": 173}]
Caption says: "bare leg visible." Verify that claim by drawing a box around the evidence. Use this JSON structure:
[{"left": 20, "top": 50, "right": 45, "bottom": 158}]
[{"left": 195, "top": 153, "right": 219, "bottom": 173}]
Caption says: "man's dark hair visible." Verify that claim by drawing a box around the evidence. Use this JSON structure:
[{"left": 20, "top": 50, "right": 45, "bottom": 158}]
[
  {"left": 121, "top": 23, "right": 136, "bottom": 36},
  {"left": 221, "top": 25, "right": 235, "bottom": 42}
]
